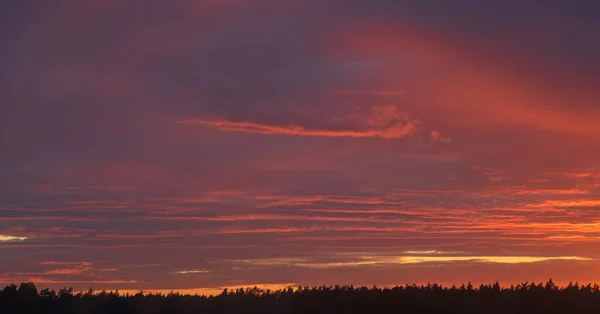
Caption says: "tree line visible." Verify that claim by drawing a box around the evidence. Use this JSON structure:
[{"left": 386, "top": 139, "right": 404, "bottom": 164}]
[{"left": 1, "top": 280, "right": 599, "bottom": 313}]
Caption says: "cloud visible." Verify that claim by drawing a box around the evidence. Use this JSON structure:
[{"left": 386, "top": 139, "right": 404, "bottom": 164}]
[
  {"left": 402, "top": 250, "right": 461, "bottom": 255},
  {"left": 67, "top": 185, "right": 135, "bottom": 191},
  {"left": 528, "top": 200, "right": 600, "bottom": 208},
  {"left": 431, "top": 131, "right": 452, "bottom": 143},
  {"left": 177, "top": 119, "right": 418, "bottom": 139},
  {"left": 254, "top": 194, "right": 404, "bottom": 208},
  {"left": 231, "top": 258, "right": 308, "bottom": 266},
  {"left": 19, "top": 278, "right": 137, "bottom": 284},
  {"left": 230, "top": 254, "right": 592, "bottom": 269},
  {"left": 393, "top": 256, "right": 592, "bottom": 265},
  {"left": 39, "top": 261, "right": 92, "bottom": 266},
  {"left": 174, "top": 270, "right": 210, "bottom": 275},
  {"left": 0, "top": 260, "right": 129, "bottom": 285},
  {"left": 44, "top": 267, "right": 92, "bottom": 275},
  {"left": 144, "top": 213, "right": 414, "bottom": 224},
  {"left": 0, "top": 235, "right": 28, "bottom": 242},
  {"left": 177, "top": 105, "right": 420, "bottom": 139},
  {"left": 328, "top": 21, "right": 600, "bottom": 135},
  {"left": 333, "top": 90, "right": 405, "bottom": 96},
  {"left": 120, "top": 264, "right": 163, "bottom": 268}
]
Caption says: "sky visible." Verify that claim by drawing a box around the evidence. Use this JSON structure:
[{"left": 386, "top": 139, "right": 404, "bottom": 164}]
[{"left": 1, "top": 0, "right": 600, "bottom": 294}]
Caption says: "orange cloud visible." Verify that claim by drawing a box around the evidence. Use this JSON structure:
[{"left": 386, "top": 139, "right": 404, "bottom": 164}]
[
  {"left": 508, "top": 188, "right": 586, "bottom": 196},
  {"left": 178, "top": 104, "right": 421, "bottom": 139},
  {"left": 177, "top": 118, "right": 418, "bottom": 139},
  {"left": 431, "top": 130, "right": 452, "bottom": 143},
  {"left": 45, "top": 267, "right": 91, "bottom": 275},
  {"left": 229, "top": 254, "right": 592, "bottom": 269},
  {"left": 333, "top": 89, "right": 405, "bottom": 96},
  {"left": 20, "top": 278, "right": 137, "bottom": 284},
  {"left": 254, "top": 195, "right": 404, "bottom": 207},
  {"left": 212, "top": 225, "right": 419, "bottom": 235},
  {"left": 329, "top": 22, "right": 600, "bottom": 135},
  {"left": 527, "top": 200, "right": 600, "bottom": 208},
  {"left": 543, "top": 171, "right": 600, "bottom": 179},
  {"left": 40, "top": 261, "right": 92, "bottom": 266},
  {"left": 145, "top": 213, "right": 418, "bottom": 224}
]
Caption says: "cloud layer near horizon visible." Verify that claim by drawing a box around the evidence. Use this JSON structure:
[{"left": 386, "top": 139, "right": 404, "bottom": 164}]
[{"left": 2, "top": 0, "right": 600, "bottom": 292}]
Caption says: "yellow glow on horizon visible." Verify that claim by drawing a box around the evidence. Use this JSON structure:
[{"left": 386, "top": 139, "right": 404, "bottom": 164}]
[{"left": 114, "top": 283, "right": 297, "bottom": 296}]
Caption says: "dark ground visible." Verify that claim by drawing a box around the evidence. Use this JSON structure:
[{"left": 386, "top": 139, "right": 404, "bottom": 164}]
[{"left": 1, "top": 280, "right": 597, "bottom": 313}]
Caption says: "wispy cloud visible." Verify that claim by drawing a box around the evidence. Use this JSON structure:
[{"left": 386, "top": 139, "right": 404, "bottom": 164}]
[
  {"left": 528, "top": 200, "right": 600, "bottom": 208},
  {"left": 230, "top": 254, "right": 592, "bottom": 269},
  {"left": 391, "top": 255, "right": 591, "bottom": 265},
  {"left": 333, "top": 89, "right": 405, "bottom": 96},
  {"left": 0, "top": 235, "right": 28, "bottom": 242},
  {"left": 177, "top": 119, "right": 418, "bottom": 139},
  {"left": 402, "top": 250, "right": 462, "bottom": 255},
  {"left": 44, "top": 267, "right": 92, "bottom": 275},
  {"left": 21, "top": 278, "right": 137, "bottom": 284},
  {"left": 120, "top": 264, "right": 163, "bottom": 268},
  {"left": 174, "top": 270, "right": 210, "bottom": 275},
  {"left": 254, "top": 195, "right": 404, "bottom": 208},
  {"left": 39, "top": 261, "right": 92, "bottom": 266},
  {"left": 231, "top": 258, "right": 309, "bottom": 266},
  {"left": 431, "top": 130, "right": 452, "bottom": 143},
  {"left": 177, "top": 105, "right": 420, "bottom": 139}
]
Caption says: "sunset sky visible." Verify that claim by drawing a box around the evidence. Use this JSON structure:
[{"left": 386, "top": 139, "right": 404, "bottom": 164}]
[{"left": 2, "top": 0, "right": 600, "bottom": 294}]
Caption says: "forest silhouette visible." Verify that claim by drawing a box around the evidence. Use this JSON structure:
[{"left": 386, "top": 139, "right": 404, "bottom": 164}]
[{"left": 2, "top": 280, "right": 600, "bottom": 313}]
